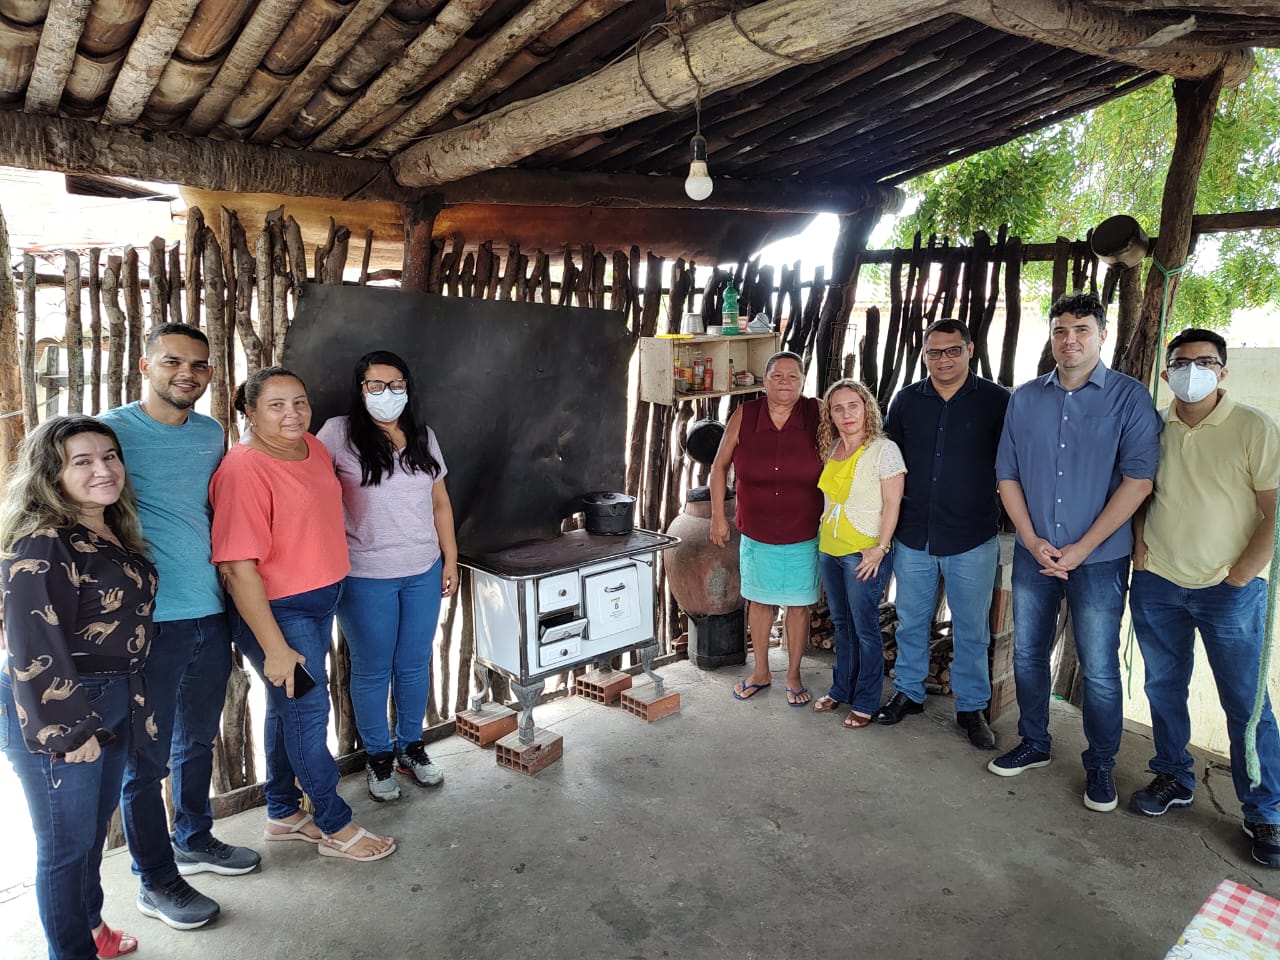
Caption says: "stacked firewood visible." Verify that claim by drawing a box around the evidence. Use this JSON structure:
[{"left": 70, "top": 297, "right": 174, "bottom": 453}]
[
  {"left": 879, "top": 602, "right": 954, "bottom": 694},
  {"left": 809, "top": 595, "right": 835, "bottom": 649}
]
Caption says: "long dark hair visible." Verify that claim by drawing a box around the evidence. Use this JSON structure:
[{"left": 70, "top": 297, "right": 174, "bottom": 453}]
[{"left": 345, "top": 350, "right": 440, "bottom": 486}]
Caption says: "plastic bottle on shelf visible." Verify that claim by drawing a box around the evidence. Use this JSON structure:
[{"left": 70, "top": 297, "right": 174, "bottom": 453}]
[
  {"left": 722, "top": 282, "right": 738, "bottom": 334},
  {"left": 692, "top": 356, "right": 703, "bottom": 392},
  {"left": 703, "top": 356, "right": 714, "bottom": 392}
]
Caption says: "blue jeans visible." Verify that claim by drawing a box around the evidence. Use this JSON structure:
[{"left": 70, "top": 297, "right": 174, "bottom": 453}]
[
  {"left": 337, "top": 559, "right": 443, "bottom": 756},
  {"left": 1011, "top": 545, "right": 1128, "bottom": 772},
  {"left": 891, "top": 537, "right": 999, "bottom": 712},
  {"left": 2, "top": 673, "right": 130, "bottom": 960},
  {"left": 228, "top": 582, "right": 353, "bottom": 835},
  {"left": 820, "top": 552, "right": 891, "bottom": 714},
  {"left": 121, "top": 613, "right": 232, "bottom": 887},
  {"left": 1130, "top": 570, "right": 1280, "bottom": 824}
]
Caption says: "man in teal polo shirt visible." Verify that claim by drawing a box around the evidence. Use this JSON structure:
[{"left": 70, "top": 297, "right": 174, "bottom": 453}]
[{"left": 102, "top": 322, "right": 259, "bottom": 930}]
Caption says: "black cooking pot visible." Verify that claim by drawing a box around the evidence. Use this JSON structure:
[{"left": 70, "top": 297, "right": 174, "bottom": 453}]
[{"left": 581, "top": 491, "right": 636, "bottom": 536}]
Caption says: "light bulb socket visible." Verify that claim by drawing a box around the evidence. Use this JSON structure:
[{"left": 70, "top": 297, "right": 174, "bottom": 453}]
[{"left": 689, "top": 134, "right": 708, "bottom": 163}]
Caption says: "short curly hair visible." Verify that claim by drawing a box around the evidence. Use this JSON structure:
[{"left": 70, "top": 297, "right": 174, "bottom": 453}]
[{"left": 1049, "top": 290, "right": 1106, "bottom": 329}]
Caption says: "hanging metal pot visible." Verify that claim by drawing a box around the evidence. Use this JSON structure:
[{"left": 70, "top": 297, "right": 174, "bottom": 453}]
[{"left": 1091, "top": 215, "right": 1150, "bottom": 269}]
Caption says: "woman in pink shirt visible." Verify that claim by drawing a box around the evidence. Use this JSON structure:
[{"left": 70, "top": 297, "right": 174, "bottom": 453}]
[
  {"left": 210, "top": 366, "right": 394, "bottom": 863},
  {"left": 317, "top": 350, "right": 458, "bottom": 803}
]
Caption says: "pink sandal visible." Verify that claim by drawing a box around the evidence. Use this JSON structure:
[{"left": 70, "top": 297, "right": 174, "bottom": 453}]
[{"left": 94, "top": 923, "right": 137, "bottom": 959}]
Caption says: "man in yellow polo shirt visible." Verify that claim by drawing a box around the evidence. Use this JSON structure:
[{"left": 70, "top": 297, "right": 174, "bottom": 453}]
[{"left": 1130, "top": 327, "right": 1280, "bottom": 869}]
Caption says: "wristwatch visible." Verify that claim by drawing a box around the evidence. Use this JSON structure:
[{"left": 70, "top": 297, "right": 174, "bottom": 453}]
[{"left": 877, "top": 541, "right": 892, "bottom": 553}]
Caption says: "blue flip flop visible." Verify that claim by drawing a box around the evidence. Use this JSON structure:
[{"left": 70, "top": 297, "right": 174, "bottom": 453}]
[
  {"left": 732, "top": 678, "right": 772, "bottom": 701},
  {"left": 786, "top": 686, "right": 811, "bottom": 707}
]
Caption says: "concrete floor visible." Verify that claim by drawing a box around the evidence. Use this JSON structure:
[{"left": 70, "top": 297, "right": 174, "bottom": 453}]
[{"left": 3, "top": 649, "right": 1274, "bottom": 960}]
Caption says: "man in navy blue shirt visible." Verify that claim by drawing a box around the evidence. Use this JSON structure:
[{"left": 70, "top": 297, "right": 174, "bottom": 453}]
[
  {"left": 990, "top": 291, "right": 1160, "bottom": 813},
  {"left": 876, "top": 319, "right": 1009, "bottom": 749}
]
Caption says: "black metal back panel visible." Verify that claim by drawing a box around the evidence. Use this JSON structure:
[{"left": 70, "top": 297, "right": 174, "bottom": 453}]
[{"left": 283, "top": 283, "right": 629, "bottom": 554}]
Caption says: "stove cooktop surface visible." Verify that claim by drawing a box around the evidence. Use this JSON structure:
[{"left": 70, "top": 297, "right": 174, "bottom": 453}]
[{"left": 460, "top": 528, "right": 678, "bottom": 579}]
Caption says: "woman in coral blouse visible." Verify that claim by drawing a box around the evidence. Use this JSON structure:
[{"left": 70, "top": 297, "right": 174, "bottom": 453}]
[{"left": 210, "top": 366, "right": 394, "bottom": 863}]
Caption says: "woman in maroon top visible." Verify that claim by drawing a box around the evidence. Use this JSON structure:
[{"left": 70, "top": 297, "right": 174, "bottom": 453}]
[{"left": 710, "top": 352, "right": 823, "bottom": 705}]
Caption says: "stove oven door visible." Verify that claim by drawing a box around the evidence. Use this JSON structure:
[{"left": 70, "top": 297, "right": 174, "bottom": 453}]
[{"left": 581, "top": 563, "right": 644, "bottom": 641}]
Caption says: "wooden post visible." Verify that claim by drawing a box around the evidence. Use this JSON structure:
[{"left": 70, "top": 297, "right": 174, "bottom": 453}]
[
  {"left": 149, "top": 237, "right": 168, "bottom": 328},
  {"left": 0, "top": 208, "right": 22, "bottom": 463},
  {"left": 64, "top": 250, "right": 84, "bottom": 414},
  {"left": 185, "top": 207, "right": 205, "bottom": 326},
  {"left": 202, "top": 228, "right": 229, "bottom": 431},
  {"left": 1119, "top": 71, "right": 1226, "bottom": 384},
  {"left": 997, "top": 237, "right": 1022, "bottom": 388},
  {"left": 167, "top": 243, "right": 183, "bottom": 325},
  {"left": 103, "top": 255, "right": 125, "bottom": 409},
  {"left": 229, "top": 212, "right": 263, "bottom": 376},
  {"left": 255, "top": 227, "right": 274, "bottom": 367},
  {"left": 123, "top": 248, "right": 143, "bottom": 402},
  {"left": 21, "top": 251, "right": 37, "bottom": 428},
  {"left": 401, "top": 196, "right": 441, "bottom": 292},
  {"left": 87, "top": 250, "right": 102, "bottom": 415}
]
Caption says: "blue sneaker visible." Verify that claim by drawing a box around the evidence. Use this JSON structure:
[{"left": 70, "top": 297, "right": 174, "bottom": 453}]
[
  {"left": 987, "top": 741, "right": 1051, "bottom": 777},
  {"left": 1084, "top": 768, "right": 1118, "bottom": 812},
  {"left": 1129, "top": 773, "right": 1194, "bottom": 817}
]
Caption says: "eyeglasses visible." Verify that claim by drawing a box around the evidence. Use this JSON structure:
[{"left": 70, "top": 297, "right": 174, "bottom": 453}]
[
  {"left": 924, "top": 345, "right": 966, "bottom": 361},
  {"left": 362, "top": 378, "right": 408, "bottom": 394},
  {"left": 1167, "top": 357, "right": 1223, "bottom": 371}
]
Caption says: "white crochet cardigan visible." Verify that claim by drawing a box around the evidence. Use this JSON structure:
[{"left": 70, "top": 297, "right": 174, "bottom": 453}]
[{"left": 822, "top": 436, "right": 907, "bottom": 540}]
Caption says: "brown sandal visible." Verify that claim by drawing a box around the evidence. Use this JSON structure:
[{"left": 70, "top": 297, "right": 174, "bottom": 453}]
[
  {"left": 842, "top": 711, "right": 871, "bottom": 729},
  {"left": 812, "top": 695, "right": 840, "bottom": 713}
]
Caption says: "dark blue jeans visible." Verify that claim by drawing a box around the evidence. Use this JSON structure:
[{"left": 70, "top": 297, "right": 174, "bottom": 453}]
[
  {"left": 1130, "top": 570, "right": 1280, "bottom": 824},
  {"left": 1011, "top": 545, "right": 1128, "bottom": 772},
  {"left": 228, "top": 582, "right": 353, "bottom": 835},
  {"left": 121, "top": 613, "right": 232, "bottom": 887},
  {"left": 337, "top": 559, "right": 443, "bottom": 756},
  {"left": 2, "top": 672, "right": 130, "bottom": 960},
  {"left": 819, "top": 551, "right": 891, "bottom": 715}
]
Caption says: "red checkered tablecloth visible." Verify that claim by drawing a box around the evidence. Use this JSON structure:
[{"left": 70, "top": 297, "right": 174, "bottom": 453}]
[{"left": 1166, "top": 880, "right": 1280, "bottom": 959}]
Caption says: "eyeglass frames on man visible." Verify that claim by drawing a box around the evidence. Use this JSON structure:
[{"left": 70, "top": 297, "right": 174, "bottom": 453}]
[
  {"left": 362, "top": 378, "right": 408, "bottom": 394},
  {"left": 1166, "top": 357, "right": 1223, "bottom": 371},
  {"left": 924, "top": 344, "right": 966, "bottom": 361}
]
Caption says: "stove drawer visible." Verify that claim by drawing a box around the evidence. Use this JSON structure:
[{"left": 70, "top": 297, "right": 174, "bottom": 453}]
[
  {"left": 537, "top": 572, "right": 581, "bottom": 613},
  {"left": 538, "top": 617, "right": 587, "bottom": 668}
]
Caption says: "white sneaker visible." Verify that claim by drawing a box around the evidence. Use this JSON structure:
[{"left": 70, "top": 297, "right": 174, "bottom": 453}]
[
  {"left": 366, "top": 753, "right": 401, "bottom": 802},
  {"left": 395, "top": 742, "right": 443, "bottom": 787}
]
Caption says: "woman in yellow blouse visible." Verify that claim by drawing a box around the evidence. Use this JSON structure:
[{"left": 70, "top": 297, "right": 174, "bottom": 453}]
[{"left": 810, "top": 380, "right": 906, "bottom": 729}]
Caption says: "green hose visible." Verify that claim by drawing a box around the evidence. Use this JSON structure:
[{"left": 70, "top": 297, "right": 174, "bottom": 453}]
[{"left": 1246, "top": 514, "right": 1280, "bottom": 787}]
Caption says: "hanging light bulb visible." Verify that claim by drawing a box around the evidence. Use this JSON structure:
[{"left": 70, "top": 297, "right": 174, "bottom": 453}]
[{"left": 684, "top": 133, "right": 713, "bottom": 201}]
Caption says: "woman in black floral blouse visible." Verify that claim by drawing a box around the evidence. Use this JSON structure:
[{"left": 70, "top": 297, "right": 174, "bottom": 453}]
[{"left": 0, "top": 415, "right": 157, "bottom": 960}]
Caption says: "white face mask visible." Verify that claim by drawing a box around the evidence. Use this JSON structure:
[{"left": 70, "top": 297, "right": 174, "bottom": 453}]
[
  {"left": 1166, "top": 364, "right": 1219, "bottom": 404},
  {"left": 364, "top": 390, "right": 408, "bottom": 423}
]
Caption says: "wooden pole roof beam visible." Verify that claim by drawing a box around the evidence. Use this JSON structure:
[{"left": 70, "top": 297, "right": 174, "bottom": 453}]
[
  {"left": 956, "top": 0, "right": 1254, "bottom": 87},
  {"left": 0, "top": 111, "right": 898, "bottom": 214},
  {"left": 390, "top": 0, "right": 968, "bottom": 187},
  {"left": 389, "top": 0, "right": 1255, "bottom": 189},
  {"left": 102, "top": 0, "right": 204, "bottom": 125},
  {"left": 24, "top": 0, "right": 93, "bottom": 113}
]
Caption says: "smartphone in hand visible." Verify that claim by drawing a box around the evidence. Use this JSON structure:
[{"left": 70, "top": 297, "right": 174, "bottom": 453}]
[{"left": 291, "top": 662, "right": 319, "bottom": 699}]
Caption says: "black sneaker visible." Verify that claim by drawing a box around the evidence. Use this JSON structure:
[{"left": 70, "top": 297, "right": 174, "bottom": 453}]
[
  {"left": 1243, "top": 822, "right": 1280, "bottom": 868},
  {"left": 136, "top": 877, "right": 220, "bottom": 930},
  {"left": 1129, "top": 773, "right": 1194, "bottom": 817},
  {"left": 173, "top": 837, "right": 262, "bottom": 876}
]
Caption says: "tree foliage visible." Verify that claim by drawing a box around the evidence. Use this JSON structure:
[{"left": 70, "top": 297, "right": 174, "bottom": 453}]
[{"left": 896, "top": 51, "right": 1280, "bottom": 329}]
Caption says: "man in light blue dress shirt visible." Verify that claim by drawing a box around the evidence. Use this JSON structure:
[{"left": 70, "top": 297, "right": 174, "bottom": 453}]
[{"left": 988, "top": 292, "right": 1161, "bottom": 813}]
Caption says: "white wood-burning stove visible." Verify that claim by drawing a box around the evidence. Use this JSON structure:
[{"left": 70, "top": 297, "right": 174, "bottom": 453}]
[{"left": 461, "top": 528, "right": 678, "bottom": 745}]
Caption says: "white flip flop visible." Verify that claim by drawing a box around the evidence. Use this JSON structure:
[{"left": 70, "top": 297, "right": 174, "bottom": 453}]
[
  {"left": 263, "top": 812, "right": 320, "bottom": 843},
  {"left": 317, "top": 826, "right": 396, "bottom": 862}
]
